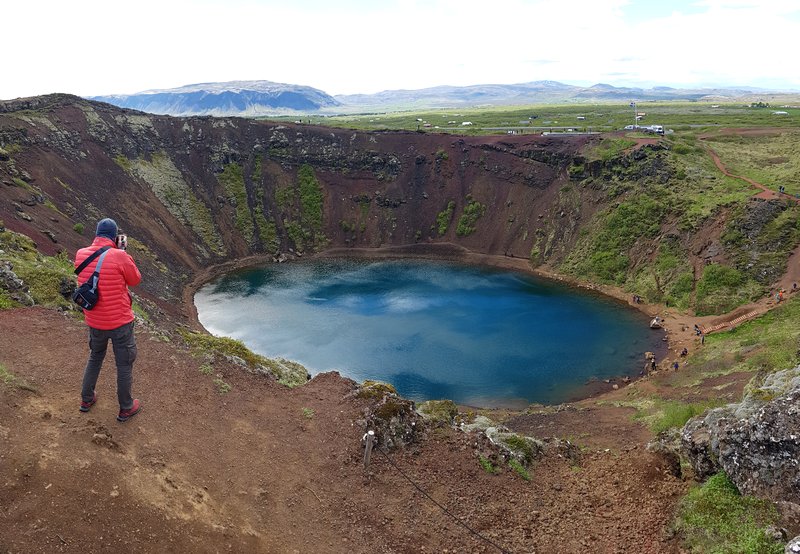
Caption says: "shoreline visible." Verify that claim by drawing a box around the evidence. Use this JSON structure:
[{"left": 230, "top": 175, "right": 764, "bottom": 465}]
[{"left": 181, "top": 243, "right": 681, "bottom": 407}]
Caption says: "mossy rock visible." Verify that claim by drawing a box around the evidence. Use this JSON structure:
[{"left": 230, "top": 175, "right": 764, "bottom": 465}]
[
  {"left": 364, "top": 394, "right": 421, "bottom": 449},
  {"left": 357, "top": 380, "right": 398, "bottom": 399},
  {"left": 486, "top": 428, "right": 544, "bottom": 466},
  {"left": 417, "top": 399, "right": 458, "bottom": 425},
  {"left": 374, "top": 397, "right": 409, "bottom": 420}
]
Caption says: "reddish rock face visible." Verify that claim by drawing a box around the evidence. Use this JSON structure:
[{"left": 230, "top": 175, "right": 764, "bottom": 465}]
[{"left": 0, "top": 95, "right": 599, "bottom": 317}]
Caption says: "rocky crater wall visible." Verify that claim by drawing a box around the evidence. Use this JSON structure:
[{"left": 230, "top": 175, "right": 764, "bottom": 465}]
[{"left": 0, "top": 95, "right": 601, "bottom": 317}]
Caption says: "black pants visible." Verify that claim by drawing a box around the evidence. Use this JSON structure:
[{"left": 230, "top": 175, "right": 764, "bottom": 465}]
[{"left": 80, "top": 321, "right": 137, "bottom": 410}]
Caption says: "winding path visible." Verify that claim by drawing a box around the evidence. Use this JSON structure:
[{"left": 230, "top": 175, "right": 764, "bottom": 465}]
[{"left": 667, "top": 132, "right": 800, "bottom": 340}]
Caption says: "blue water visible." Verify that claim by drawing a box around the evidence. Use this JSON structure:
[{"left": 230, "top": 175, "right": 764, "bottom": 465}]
[{"left": 194, "top": 259, "right": 664, "bottom": 407}]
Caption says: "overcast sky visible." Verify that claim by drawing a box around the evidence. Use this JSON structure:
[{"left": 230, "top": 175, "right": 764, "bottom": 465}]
[{"left": 3, "top": 0, "right": 799, "bottom": 100}]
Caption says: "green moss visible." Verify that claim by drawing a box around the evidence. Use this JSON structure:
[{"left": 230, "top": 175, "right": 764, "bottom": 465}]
[
  {"left": 131, "top": 153, "right": 224, "bottom": 255},
  {"left": 456, "top": 198, "right": 486, "bottom": 237},
  {"left": 72, "top": 222, "right": 85, "bottom": 234},
  {"left": 298, "top": 164, "right": 323, "bottom": 231},
  {"left": 499, "top": 434, "right": 538, "bottom": 465},
  {"left": 571, "top": 195, "right": 667, "bottom": 284},
  {"left": 358, "top": 380, "right": 398, "bottom": 399},
  {"left": 0, "top": 238, "right": 74, "bottom": 308},
  {"left": 508, "top": 459, "right": 531, "bottom": 481},
  {"left": 676, "top": 472, "right": 782, "bottom": 553},
  {"left": 436, "top": 200, "right": 455, "bottom": 235},
  {"left": 0, "top": 289, "right": 15, "bottom": 309},
  {"left": 645, "top": 400, "right": 722, "bottom": 435},
  {"left": 374, "top": 398, "right": 408, "bottom": 420},
  {"left": 695, "top": 264, "right": 762, "bottom": 316},
  {"left": 417, "top": 399, "right": 458, "bottom": 424},
  {"left": 114, "top": 155, "right": 132, "bottom": 173},
  {"left": 218, "top": 163, "right": 255, "bottom": 246},
  {"left": 254, "top": 187, "right": 279, "bottom": 252},
  {"left": 213, "top": 378, "right": 232, "bottom": 394},
  {"left": 479, "top": 455, "right": 499, "bottom": 474},
  {"left": 274, "top": 165, "right": 326, "bottom": 252},
  {"left": 179, "top": 330, "right": 309, "bottom": 387},
  {"left": 0, "top": 363, "right": 14, "bottom": 385}
]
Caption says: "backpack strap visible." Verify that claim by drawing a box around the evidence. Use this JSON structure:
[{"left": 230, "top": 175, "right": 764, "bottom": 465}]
[
  {"left": 74, "top": 246, "right": 111, "bottom": 276},
  {"left": 88, "top": 249, "right": 111, "bottom": 293}
]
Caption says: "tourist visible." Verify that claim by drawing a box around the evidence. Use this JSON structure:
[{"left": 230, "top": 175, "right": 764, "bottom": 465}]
[
  {"left": 680, "top": 347, "right": 688, "bottom": 357},
  {"left": 672, "top": 361, "right": 679, "bottom": 371},
  {"left": 75, "top": 218, "right": 142, "bottom": 422}
]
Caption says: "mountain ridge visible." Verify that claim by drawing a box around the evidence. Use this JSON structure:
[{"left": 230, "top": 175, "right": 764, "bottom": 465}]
[{"left": 86, "top": 79, "right": 797, "bottom": 117}]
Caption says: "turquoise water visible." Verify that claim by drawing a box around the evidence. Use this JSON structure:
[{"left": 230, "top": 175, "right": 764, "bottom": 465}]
[{"left": 194, "top": 259, "right": 664, "bottom": 407}]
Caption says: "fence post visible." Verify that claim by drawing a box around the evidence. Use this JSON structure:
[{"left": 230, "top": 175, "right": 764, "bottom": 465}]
[{"left": 363, "top": 430, "right": 375, "bottom": 469}]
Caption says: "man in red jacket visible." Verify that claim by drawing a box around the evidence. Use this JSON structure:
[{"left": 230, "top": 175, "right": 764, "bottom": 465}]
[{"left": 75, "top": 218, "right": 142, "bottom": 422}]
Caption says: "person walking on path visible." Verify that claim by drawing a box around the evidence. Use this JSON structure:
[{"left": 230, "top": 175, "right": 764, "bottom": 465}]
[{"left": 75, "top": 218, "right": 142, "bottom": 422}]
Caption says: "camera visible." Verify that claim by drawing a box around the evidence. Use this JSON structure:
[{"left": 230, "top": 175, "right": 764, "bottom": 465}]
[{"left": 115, "top": 233, "right": 128, "bottom": 250}]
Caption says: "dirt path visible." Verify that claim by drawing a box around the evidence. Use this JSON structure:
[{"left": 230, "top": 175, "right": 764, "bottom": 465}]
[{"left": 0, "top": 308, "right": 686, "bottom": 553}]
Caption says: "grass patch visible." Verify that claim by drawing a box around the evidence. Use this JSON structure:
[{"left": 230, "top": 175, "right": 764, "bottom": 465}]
[
  {"left": 199, "top": 363, "right": 213, "bottom": 375},
  {"left": 704, "top": 130, "right": 800, "bottom": 195},
  {"left": 587, "top": 137, "right": 637, "bottom": 162},
  {"left": 435, "top": 200, "right": 455, "bottom": 236},
  {"left": 212, "top": 377, "right": 232, "bottom": 394},
  {"left": 0, "top": 363, "right": 15, "bottom": 385},
  {"left": 179, "top": 329, "right": 309, "bottom": 387},
  {"left": 301, "top": 407, "right": 315, "bottom": 419},
  {"left": 646, "top": 400, "right": 722, "bottom": 435},
  {"left": 689, "top": 295, "right": 800, "bottom": 377},
  {"left": 0, "top": 289, "right": 15, "bottom": 309},
  {"left": 499, "top": 434, "right": 538, "bottom": 465},
  {"left": 695, "top": 264, "right": 762, "bottom": 316},
  {"left": 275, "top": 164, "right": 326, "bottom": 252},
  {"left": 508, "top": 459, "right": 531, "bottom": 481},
  {"left": 456, "top": 197, "right": 486, "bottom": 237},
  {"left": 676, "top": 471, "right": 782, "bottom": 553},
  {"left": 478, "top": 456, "right": 499, "bottom": 474},
  {"left": 0, "top": 230, "right": 75, "bottom": 309},
  {"left": 218, "top": 162, "right": 255, "bottom": 246}
]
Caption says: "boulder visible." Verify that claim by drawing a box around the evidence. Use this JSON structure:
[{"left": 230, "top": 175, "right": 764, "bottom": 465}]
[
  {"left": 681, "top": 365, "right": 800, "bottom": 504},
  {"left": 717, "top": 388, "right": 800, "bottom": 502},
  {"left": 355, "top": 381, "right": 421, "bottom": 450},
  {"left": 0, "top": 261, "right": 34, "bottom": 306},
  {"left": 417, "top": 399, "right": 458, "bottom": 426},
  {"left": 787, "top": 536, "right": 800, "bottom": 553}
]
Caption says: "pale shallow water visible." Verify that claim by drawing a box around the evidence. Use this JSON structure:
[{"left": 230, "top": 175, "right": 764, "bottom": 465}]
[{"left": 194, "top": 259, "right": 665, "bottom": 407}]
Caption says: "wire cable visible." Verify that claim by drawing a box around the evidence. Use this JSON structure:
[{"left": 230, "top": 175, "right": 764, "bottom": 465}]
[{"left": 376, "top": 447, "right": 513, "bottom": 554}]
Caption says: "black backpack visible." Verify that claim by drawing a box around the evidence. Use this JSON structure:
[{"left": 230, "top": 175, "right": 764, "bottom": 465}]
[{"left": 72, "top": 246, "right": 111, "bottom": 310}]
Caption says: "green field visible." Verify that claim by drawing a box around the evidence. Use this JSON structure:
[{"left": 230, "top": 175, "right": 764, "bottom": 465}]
[
  {"left": 702, "top": 130, "right": 800, "bottom": 195},
  {"left": 266, "top": 100, "right": 800, "bottom": 134}
]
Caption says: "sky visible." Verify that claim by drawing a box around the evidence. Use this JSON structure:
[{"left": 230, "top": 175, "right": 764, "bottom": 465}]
[{"left": 3, "top": 0, "right": 800, "bottom": 100}]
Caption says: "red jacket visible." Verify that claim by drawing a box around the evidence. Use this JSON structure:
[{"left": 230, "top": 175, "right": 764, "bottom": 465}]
[{"left": 75, "top": 237, "right": 142, "bottom": 330}]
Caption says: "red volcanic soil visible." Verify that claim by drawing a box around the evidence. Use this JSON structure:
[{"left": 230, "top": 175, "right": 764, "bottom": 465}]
[{"left": 0, "top": 307, "right": 686, "bottom": 553}]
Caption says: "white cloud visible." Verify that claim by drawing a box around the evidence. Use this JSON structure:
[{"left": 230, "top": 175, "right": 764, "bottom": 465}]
[{"left": 2, "top": 0, "right": 798, "bottom": 100}]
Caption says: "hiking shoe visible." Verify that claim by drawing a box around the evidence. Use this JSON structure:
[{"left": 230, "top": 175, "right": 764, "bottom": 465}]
[
  {"left": 117, "top": 399, "right": 141, "bottom": 422},
  {"left": 79, "top": 391, "right": 97, "bottom": 412}
]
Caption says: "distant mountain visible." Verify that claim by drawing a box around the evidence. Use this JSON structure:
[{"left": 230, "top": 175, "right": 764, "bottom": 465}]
[
  {"left": 88, "top": 79, "right": 793, "bottom": 117},
  {"left": 334, "top": 81, "right": 783, "bottom": 110},
  {"left": 90, "top": 80, "right": 340, "bottom": 116}
]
